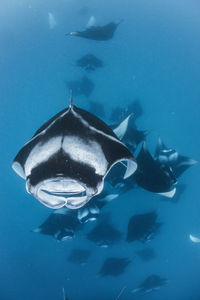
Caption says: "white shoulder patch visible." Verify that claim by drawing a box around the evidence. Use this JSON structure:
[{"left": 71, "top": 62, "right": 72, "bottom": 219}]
[
  {"left": 12, "top": 161, "right": 26, "bottom": 179},
  {"left": 24, "top": 136, "right": 62, "bottom": 177}
]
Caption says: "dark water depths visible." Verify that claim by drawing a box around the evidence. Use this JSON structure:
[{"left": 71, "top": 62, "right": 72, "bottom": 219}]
[{"left": 0, "top": 0, "right": 200, "bottom": 299}]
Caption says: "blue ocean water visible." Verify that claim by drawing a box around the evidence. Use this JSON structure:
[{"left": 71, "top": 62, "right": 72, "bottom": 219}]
[{"left": 1, "top": 0, "right": 200, "bottom": 299}]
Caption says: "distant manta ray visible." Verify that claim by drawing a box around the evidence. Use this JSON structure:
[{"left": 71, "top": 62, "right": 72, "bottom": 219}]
[
  {"left": 66, "top": 20, "right": 123, "bottom": 41},
  {"left": 132, "top": 274, "right": 167, "bottom": 294},
  {"left": 75, "top": 53, "right": 103, "bottom": 72},
  {"left": 12, "top": 94, "right": 137, "bottom": 209},
  {"left": 67, "top": 76, "right": 94, "bottom": 97}
]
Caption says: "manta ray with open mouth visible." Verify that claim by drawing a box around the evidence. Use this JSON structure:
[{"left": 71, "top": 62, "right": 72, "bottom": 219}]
[{"left": 12, "top": 94, "right": 137, "bottom": 209}]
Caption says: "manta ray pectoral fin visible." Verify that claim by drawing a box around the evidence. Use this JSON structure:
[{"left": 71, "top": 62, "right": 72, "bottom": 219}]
[
  {"left": 113, "top": 114, "right": 133, "bottom": 140},
  {"left": 157, "top": 187, "right": 176, "bottom": 198},
  {"left": 179, "top": 157, "right": 198, "bottom": 166},
  {"left": 189, "top": 159, "right": 198, "bottom": 165},
  {"left": 123, "top": 159, "right": 137, "bottom": 179},
  {"left": 189, "top": 234, "right": 200, "bottom": 243},
  {"left": 131, "top": 288, "right": 140, "bottom": 294},
  {"left": 32, "top": 227, "right": 41, "bottom": 233},
  {"left": 12, "top": 161, "right": 26, "bottom": 179},
  {"left": 66, "top": 31, "right": 78, "bottom": 36},
  {"left": 86, "top": 16, "right": 96, "bottom": 28},
  {"left": 118, "top": 158, "right": 137, "bottom": 179}
]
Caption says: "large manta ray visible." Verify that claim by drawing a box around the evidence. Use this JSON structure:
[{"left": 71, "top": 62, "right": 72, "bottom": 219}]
[
  {"left": 66, "top": 21, "right": 122, "bottom": 41},
  {"left": 12, "top": 95, "right": 137, "bottom": 209}
]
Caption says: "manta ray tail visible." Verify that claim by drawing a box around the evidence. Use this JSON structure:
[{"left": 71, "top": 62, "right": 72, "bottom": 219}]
[{"left": 69, "top": 90, "right": 73, "bottom": 108}]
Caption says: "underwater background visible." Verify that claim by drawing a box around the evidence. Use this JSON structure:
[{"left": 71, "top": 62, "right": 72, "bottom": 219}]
[{"left": 1, "top": 0, "right": 200, "bottom": 299}]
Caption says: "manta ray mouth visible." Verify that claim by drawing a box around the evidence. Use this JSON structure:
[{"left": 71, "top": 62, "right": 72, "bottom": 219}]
[
  {"left": 41, "top": 189, "right": 87, "bottom": 197},
  {"left": 27, "top": 178, "right": 92, "bottom": 209}
]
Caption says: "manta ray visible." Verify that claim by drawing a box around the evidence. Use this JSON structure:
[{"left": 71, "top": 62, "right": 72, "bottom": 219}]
[
  {"left": 68, "top": 248, "right": 91, "bottom": 265},
  {"left": 66, "top": 21, "right": 122, "bottom": 41},
  {"left": 76, "top": 53, "right": 103, "bottom": 72},
  {"left": 86, "top": 214, "right": 122, "bottom": 247},
  {"left": 132, "top": 274, "right": 167, "bottom": 294},
  {"left": 126, "top": 211, "right": 162, "bottom": 243},
  {"left": 33, "top": 207, "right": 81, "bottom": 241},
  {"left": 99, "top": 257, "right": 131, "bottom": 277},
  {"left": 67, "top": 76, "right": 95, "bottom": 97},
  {"left": 12, "top": 94, "right": 137, "bottom": 209}
]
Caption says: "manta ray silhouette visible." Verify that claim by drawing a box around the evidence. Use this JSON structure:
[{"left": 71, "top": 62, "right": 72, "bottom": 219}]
[
  {"left": 132, "top": 274, "right": 167, "bottom": 294},
  {"left": 12, "top": 95, "right": 137, "bottom": 209},
  {"left": 66, "top": 21, "right": 122, "bottom": 41},
  {"left": 76, "top": 53, "right": 103, "bottom": 72}
]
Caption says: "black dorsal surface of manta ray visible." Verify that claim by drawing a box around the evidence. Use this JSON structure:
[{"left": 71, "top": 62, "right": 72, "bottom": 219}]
[
  {"left": 67, "top": 76, "right": 94, "bottom": 97},
  {"left": 12, "top": 96, "right": 137, "bottom": 210},
  {"left": 86, "top": 214, "right": 122, "bottom": 247},
  {"left": 126, "top": 211, "right": 162, "bottom": 243},
  {"left": 33, "top": 207, "right": 81, "bottom": 241},
  {"left": 66, "top": 21, "right": 122, "bottom": 41},
  {"left": 99, "top": 257, "right": 131, "bottom": 277},
  {"left": 76, "top": 53, "right": 103, "bottom": 71},
  {"left": 68, "top": 248, "right": 91, "bottom": 265},
  {"left": 155, "top": 138, "right": 197, "bottom": 178},
  {"left": 133, "top": 142, "right": 177, "bottom": 197},
  {"left": 132, "top": 274, "right": 167, "bottom": 294}
]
